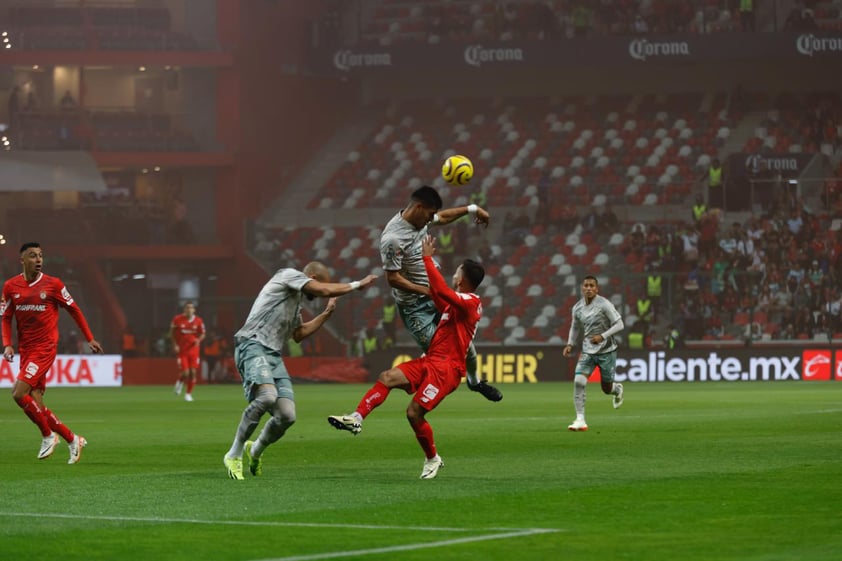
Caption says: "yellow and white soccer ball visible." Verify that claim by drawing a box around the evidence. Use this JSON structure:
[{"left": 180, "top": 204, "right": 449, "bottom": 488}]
[{"left": 441, "top": 155, "right": 474, "bottom": 186}]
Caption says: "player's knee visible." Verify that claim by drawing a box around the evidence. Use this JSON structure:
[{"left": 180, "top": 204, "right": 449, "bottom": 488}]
[
  {"left": 600, "top": 381, "right": 614, "bottom": 394},
  {"left": 252, "top": 387, "right": 277, "bottom": 412},
  {"left": 574, "top": 374, "right": 588, "bottom": 389}
]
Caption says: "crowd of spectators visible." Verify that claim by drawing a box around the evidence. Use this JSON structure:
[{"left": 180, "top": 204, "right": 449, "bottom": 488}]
[
  {"left": 356, "top": 0, "right": 835, "bottom": 46},
  {"left": 620, "top": 187, "right": 842, "bottom": 343}
]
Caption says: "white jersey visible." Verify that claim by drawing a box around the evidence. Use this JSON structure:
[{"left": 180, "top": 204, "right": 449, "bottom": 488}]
[
  {"left": 234, "top": 268, "right": 312, "bottom": 352},
  {"left": 380, "top": 211, "right": 432, "bottom": 307},
  {"left": 568, "top": 294, "right": 622, "bottom": 355}
]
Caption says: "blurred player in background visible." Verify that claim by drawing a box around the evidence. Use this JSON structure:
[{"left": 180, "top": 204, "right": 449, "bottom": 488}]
[
  {"left": 2, "top": 242, "right": 103, "bottom": 464},
  {"left": 563, "top": 275, "right": 625, "bottom": 431},
  {"left": 170, "top": 300, "right": 206, "bottom": 402},
  {"left": 222, "top": 262, "right": 377, "bottom": 480},
  {"left": 329, "top": 235, "right": 485, "bottom": 479},
  {"left": 379, "top": 185, "right": 503, "bottom": 402}
]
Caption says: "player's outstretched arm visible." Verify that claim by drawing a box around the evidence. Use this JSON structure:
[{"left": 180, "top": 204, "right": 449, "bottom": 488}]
[
  {"left": 303, "top": 275, "right": 378, "bottom": 298},
  {"left": 435, "top": 205, "right": 490, "bottom": 227}
]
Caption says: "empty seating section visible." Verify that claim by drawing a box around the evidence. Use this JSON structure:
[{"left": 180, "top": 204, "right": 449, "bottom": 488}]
[
  {"left": 313, "top": 94, "right": 731, "bottom": 210},
  {"left": 6, "top": 4, "right": 196, "bottom": 51}
]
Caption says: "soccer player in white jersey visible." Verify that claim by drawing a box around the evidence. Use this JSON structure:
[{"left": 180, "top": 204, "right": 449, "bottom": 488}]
[
  {"left": 222, "top": 261, "right": 377, "bottom": 480},
  {"left": 379, "top": 185, "right": 503, "bottom": 402},
  {"left": 562, "top": 275, "right": 625, "bottom": 431}
]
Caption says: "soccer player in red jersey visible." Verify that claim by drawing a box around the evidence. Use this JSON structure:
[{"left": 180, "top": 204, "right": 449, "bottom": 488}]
[
  {"left": 328, "top": 235, "right": 485, "bottom": 479},
  {"left": 2, "top": 242, "right": 103, "bottom": 464},
  {"left": 169, "top": 301, "right": 206, "bottom": 402}
]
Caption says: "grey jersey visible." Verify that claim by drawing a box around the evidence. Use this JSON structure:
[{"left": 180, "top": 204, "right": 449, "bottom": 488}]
[
  {"left": 380, "top": 211, "right": 431, "bottom": 307},
  {"left": 234, "top": 268, "right": 312, "bottom": 352},
  {"left": 568, "top": 295, "right": 622, "bottom": 355}
]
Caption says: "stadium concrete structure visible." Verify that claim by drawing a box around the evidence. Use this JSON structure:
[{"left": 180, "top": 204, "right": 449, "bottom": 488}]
[{"left": 2, "top": 1, "right": 841, "bottom": 380}]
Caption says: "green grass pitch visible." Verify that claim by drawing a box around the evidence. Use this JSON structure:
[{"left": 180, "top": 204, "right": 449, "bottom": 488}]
[{"left": 1, "top": 381, "right": 840, "bottom": 561}]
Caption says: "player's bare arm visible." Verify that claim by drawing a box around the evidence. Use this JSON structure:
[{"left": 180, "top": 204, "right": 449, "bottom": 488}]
[
  {"left": 385, "top": 270, "right": 431, "bottom": 297},
  {"left": 303, "top": 275, "right": 378, "bottom": 298},
  {"left": 293, "top": 297, "right": 338, "bottom": 342},
  {"left": 435, "top": 206, "right": 490, "bottom": 227}
]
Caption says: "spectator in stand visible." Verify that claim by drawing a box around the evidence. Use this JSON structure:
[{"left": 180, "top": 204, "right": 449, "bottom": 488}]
[
  {"left": 738, "top": 0, "right": 755, "bottom": 32},
  {"left": 807, "top": 260, "right": 825, "bottom": 289},
  {"left": 697, "top": 210, "right": 719, "bottom": 263},
  {"left": 721, "top": 285, "right": 739, "bottom": 323},
  {"left": 60, "top": 90, "right": 76, "bottom": 109},
  {"left": 632, "top": 14, "right": 649, "bottom": 33},
  {"left": 680, "top": 222, "right": 700, "bottom": 266},
  {"left": 794, "top": 307, "right": 815, "bottom": 338},
  {"left": 691, "top": 195, "right": 707, "bottom": 226},
  {"left": 824, "top": 287, "right": 841, "bottom": 331},
  {"left": 703, "top": 159, "right": 724, "bottom": 211}
]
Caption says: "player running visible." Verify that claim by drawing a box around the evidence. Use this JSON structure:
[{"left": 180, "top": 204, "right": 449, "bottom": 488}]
[
  {"left": 328, "top": 235, "right": 485, "bottom": 479},
  {"left": 562, "top": 275, "right": 625, "bottom": 431},
  {"left": 2, "top": 242, "right": 103, "bottom": 463},
  {"left": 170, "top": 301, "right": 206, "bottom": 402}
]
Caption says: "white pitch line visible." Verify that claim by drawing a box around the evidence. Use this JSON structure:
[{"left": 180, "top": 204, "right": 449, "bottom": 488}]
[
  {"left": 0, "top": 512, "right": 558, "bottom": 534},
  {"left": 252, "top": 528, "right": 561, "bottom": 561}
]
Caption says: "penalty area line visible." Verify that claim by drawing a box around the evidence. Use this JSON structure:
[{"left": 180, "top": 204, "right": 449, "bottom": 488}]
[{"left": 252, "top": 528, "right": 562, "bottom": 561}]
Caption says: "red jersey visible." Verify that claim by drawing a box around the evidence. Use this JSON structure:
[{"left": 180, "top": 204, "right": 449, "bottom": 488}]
[
  {"left": 1, "top": 273, "right": 94, "bottom": 352},
  {"left": 170, "top": 313, "right": 205, "bottom": 351},
  {"left": 423, "top": 255, "right": 481, "bottom": 363}
]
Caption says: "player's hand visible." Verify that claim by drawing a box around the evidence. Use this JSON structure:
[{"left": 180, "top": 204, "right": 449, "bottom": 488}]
[
  {"left": 3, "top": 345, "right": 14, "bottom": 362},
  {"left": 357, "top": 275, "right": 378, "bottom": 289},
  {"left": 562, "top": 345, "right": 573, "bottom": 358},
  {"left": 88, "top": 339, "right": 104, "bottom": 354},
  {"left": 589, "top": 335, "right": 604, "bottom": 344},
  {"left": 324, "top": 298, "right": 337, "bottom": 315},
  {"left": 421, "top": 234, "right": 436, "bottom": 257},
  {"left": 474, "top": 207, "right": 490, "bottom": 228}
]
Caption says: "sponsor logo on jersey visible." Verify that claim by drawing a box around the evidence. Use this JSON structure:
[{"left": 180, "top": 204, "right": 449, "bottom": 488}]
[
  {"left": 16, "top": 304, "right": 47, "bottom": 312},
  {"left": 61, "top": 286, "right": 74, "bottom": 304}
]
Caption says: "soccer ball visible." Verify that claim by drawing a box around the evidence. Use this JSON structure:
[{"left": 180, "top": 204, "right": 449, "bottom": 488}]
[{"left": 441, "top": 155, "right": 474, "bottom": 185}]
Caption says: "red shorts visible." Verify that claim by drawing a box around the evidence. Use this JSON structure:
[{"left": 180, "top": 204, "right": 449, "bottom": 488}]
[
  {"left": 177, "top": 346, "right": 201, "bottom": 371},
  {"left": 16, "top": 349, "right": 57, "bottom": 392},
  {"left": 398, "top": 356, "right": 463, "bottom": 411}
]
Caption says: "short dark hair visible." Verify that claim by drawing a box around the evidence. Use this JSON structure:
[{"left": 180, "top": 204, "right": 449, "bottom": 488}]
[
  {"left": 461, "top": 259, "right": 485, "bottom": 290},
  {"left": 411, "top": 185, "right": 443, "bottom": 210},
  {"left": 582, "top": 275, "right": 599, "bottom": 285},
  {"left": 19, "top": 242, "right": 40, "bottom": 254}
]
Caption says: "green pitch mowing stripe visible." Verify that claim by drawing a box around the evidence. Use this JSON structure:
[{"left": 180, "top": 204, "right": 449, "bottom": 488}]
[{"left": 0, "top": 382, "right": 839, "bottom": 561}]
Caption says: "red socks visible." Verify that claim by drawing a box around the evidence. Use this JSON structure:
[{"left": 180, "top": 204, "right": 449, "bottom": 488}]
[
  {"left": 44, "top": 408, "right": 74, "bottom": 442},
  {"left": 355, "top": 381, "right": 390, "bottom": 418},
  {"left": 186, "top": 379, "right": 196, "bottom": 395},
  {"left": 411, "top": 419, "right": 437, "bottom": 459},
  {"left": 16, "top": 394, "right": 52, "bottom": 437}
]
